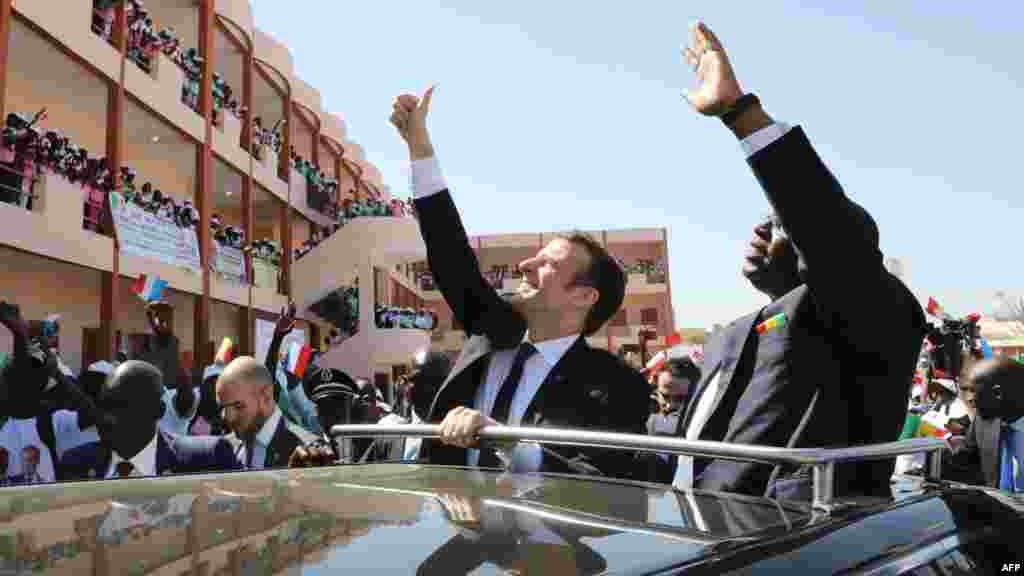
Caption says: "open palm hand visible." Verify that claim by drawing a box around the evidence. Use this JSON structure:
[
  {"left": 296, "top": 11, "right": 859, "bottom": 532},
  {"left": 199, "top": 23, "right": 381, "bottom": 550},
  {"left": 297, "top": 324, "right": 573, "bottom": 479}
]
[{"left": 682, "top": 22, "right": 743, "bottom": 116}]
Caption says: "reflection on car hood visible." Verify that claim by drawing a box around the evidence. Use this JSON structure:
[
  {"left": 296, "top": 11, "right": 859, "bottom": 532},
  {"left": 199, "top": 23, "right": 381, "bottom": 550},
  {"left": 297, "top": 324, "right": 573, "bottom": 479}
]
[{"left": 0, "top": 464, "right": 813, "bottom": 575}]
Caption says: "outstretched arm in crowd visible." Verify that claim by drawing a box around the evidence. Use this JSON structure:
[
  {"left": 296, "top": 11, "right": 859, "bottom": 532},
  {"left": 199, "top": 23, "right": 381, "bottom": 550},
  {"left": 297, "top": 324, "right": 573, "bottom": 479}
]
[
  {"left": 265, "top": 301, "right": 300, "bottom": 401},
  {"left": 0, "top": 302, "right": 53, "bottom": 417},
  {"left": 140, "top": 300, "right": 195, "bottom": 417},
  {"left": 390, "top": 89, "right": 526, "bottom": 349}
]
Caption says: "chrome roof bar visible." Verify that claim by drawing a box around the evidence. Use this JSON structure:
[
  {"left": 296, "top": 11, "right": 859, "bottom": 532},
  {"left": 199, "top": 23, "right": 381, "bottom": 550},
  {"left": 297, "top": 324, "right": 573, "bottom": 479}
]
[{"left": 330, "top": 424, "right": 948, "bottom": 512}]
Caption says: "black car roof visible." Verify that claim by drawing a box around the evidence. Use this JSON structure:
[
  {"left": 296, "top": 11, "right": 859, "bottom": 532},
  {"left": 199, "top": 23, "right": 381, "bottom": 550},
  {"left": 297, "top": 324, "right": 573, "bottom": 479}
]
[{"left": 0, "top": 463, "right": 822, "bottom": 575}]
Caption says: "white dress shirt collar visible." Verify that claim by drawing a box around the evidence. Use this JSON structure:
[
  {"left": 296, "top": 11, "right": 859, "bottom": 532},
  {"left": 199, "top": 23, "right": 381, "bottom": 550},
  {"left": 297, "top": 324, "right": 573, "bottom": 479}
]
[
  {"left": 109, "top": 432, "right": 159, "bottom": 478},
  {"left": 524, "top": 332, "right": 579, "bottom": 367},
  {"left": 256, "top": 407, "right": 282, "bottom": 449}
]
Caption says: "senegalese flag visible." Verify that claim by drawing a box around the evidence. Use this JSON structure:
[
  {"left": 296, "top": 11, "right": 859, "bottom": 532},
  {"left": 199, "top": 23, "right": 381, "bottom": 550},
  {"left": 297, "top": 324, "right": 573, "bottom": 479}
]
[
  {"left": 215, "top": 338, "right": 235, "bottom": 364},
  {"left": 756, "top": 313, "right": 787, "bottom": 334},
  {"left": 899, "top": 412, "right": 923, "bottom": 441}
]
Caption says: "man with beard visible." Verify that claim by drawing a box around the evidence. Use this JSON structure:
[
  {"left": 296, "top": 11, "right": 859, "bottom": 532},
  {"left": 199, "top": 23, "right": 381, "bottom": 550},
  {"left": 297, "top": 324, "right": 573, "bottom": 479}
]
[
  {"left": 389, "top": 89, "right": 650, "bottom": 479},
  {"left": 670, "top": 22, "right": 926, "bottom": 500},
  {"left": 216, "top": 357, "right": 317, "bottom": 470},
  {"left": 60, "top": 360, "right": 240, "bottom": 479}
]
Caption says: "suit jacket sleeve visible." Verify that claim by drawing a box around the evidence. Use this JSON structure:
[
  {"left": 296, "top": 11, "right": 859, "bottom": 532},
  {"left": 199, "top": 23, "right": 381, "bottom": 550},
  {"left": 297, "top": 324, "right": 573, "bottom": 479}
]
[
  {"left": 748, "top": 127, "right": 926, "bottom": 361},
  {"left": 413, "top": 190, "right": 526, "bottom": 347}
]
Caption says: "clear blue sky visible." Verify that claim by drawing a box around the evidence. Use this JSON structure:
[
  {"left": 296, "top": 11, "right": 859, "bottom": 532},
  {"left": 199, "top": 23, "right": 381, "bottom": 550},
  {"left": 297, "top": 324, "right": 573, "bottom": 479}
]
[{"left": 251, "top": 1, "right": 1023, "bottom": 329}]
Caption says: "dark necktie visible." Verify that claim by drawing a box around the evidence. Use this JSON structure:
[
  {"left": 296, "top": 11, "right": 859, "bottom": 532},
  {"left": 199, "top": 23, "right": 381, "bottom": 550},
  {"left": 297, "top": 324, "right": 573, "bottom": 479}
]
[
  {"left": 479, "top": 342, "right": 538, "bottom": 468},
  {"left": 246, "top": 442, "right": 256, "bottom": 468},
  {"left": 116, "top": 461, "right": 135, "bottom": 478}
]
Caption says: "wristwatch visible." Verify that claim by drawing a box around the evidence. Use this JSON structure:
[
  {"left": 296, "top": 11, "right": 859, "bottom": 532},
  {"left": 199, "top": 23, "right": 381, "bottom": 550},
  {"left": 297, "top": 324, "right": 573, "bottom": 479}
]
[{"left": 721, "top": 93, "right": 760, "bottom": 127}]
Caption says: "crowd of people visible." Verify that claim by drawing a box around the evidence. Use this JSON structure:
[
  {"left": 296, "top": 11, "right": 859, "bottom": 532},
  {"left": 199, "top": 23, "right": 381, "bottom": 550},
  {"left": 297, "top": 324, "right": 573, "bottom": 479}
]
[{"left": 1, "top": 21, "right": 1020, "bottom": 503}]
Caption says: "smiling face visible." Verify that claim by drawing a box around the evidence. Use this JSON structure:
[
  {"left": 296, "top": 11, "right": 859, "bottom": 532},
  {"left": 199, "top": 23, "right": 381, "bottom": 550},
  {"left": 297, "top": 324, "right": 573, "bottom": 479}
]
[
  {"left": 742, "top": 216, "right": 801, "bottom": 300},
  {"left": 509, "top": 238, "right": 599, "bottom": 326}
]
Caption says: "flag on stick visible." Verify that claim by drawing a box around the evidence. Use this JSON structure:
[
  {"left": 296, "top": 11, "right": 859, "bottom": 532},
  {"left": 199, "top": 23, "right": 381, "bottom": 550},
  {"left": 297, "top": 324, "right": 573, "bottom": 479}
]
[
  {"left": 131, "top": 274, "right": 167, "bottom": 302},
  {"left": 286, "top": 342, "right": 313, "bottom": 378},
  {"left": 215, "top": 338, "right": 235, "bottom": 364},
  {"left": 664, "top": 332, "right": 682, "bottom": 347},
  {"left": 925, "top": 297, "right": 952, "bottom": 320},
  {"left": 916, "top": 411, "right": 950, "bottom": 439}
]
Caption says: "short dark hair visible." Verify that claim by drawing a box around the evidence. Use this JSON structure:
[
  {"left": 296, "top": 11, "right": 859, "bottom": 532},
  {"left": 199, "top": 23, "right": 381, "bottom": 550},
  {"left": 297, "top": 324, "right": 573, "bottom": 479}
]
[
  {"left": 556, "top": 232, "right": 626, "bottom": 336},
  {"left": 662, "top": 358, "right": 701, "bottom": 386}
]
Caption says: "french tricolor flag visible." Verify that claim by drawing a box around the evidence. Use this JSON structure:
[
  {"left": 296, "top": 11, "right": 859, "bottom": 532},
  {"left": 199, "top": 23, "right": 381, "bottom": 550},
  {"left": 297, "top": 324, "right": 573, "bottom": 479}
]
[
  {"left": 131, "top": 274, "right": 167, "bottom": 302},
  {"left": 286, "top": 342, "right": 313, "bottom": 378}
]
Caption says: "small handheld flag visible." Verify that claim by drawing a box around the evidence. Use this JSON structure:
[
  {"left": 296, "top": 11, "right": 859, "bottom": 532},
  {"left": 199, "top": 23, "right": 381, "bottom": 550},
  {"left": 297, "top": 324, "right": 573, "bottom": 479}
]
[
  {"left": 215, "top": 338, "right": 235, "bottom": 364},
  {"left": 916, "top": 411, "right": 950, "bottom": 439},
  {"left": 286, "top": 342, "right": 313, "bottom": 378},
  {"left": 926, "top": 297, "right": 952, "bottom": 320},
  {"left": 664, "top": 332, "right": 683, "bottom": 347},
  {"left": 131, "top": 274, "right": 167, "bottom": 302},
  {"left": 755, "top": 313, "right": 787, "bottom": 334},
  {"left": 978, "top": 336, "right": 993, "bottom": 359}
]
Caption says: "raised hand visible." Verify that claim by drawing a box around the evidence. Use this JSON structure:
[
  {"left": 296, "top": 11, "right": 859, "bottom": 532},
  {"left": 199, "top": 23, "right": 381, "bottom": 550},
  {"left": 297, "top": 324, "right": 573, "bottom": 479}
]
[
  {"left": 681, "top": 21, "right": 743, "bottom": 116},
  {"left": 145, "top": 300, "right": 174, "bottom": 337},
  {"left": 275, "top": 300, "right": 297, "bottom": 337},
  {"left": 390, "top": 86, "right": 436, "bottom": 160},
  {"left": 0, "top": 301, "right": 29, "bottom": 338}
]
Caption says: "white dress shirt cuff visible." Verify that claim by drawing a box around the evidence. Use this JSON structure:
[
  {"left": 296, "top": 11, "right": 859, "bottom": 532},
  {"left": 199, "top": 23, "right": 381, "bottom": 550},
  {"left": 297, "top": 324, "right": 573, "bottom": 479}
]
[
  {"left": 410, "top": 156, "right": 448, "bottom": 199},
  {"left": 740, "top": 122, "right": 792, "bottom": 158}
]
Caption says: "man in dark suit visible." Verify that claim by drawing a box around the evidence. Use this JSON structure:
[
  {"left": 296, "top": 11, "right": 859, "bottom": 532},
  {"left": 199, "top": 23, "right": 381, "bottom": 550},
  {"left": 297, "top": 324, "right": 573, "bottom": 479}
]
[
  {"left": 644, "top": 358, "right": 701, "bottom": 484},
  {"left": 672, "top": 22, "right": 926, "bottom": 500},
  {"left": 60, "top": 360, "right": 241, "bottom": 480},
  {"left": 389, "top": 89, "right": 650, "bottom": 479},
  {"left": 217, "top": 357, "right": 317, "bottom": 470},
  {"left": 948, "top": 358, "right": 1024, "bottom": 489}
]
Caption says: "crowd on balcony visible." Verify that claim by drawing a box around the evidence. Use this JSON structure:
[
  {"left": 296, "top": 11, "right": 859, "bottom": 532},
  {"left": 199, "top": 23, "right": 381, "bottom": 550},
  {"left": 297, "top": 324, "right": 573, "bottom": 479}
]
[
  {"left": 93, "top": 1, "right": 245, "bottom": 125},
  {"left": 292, "top": 194, "right": 417, "bottom": 262},
  {"left": 252, "top": 117, "right": 284, "bottom": 159}
]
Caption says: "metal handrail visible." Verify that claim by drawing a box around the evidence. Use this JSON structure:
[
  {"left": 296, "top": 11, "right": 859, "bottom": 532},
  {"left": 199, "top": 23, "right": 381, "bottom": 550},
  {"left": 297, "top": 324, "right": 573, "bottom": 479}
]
[{"left": 329, "top": 424, "right": 948, "bottom": 512}]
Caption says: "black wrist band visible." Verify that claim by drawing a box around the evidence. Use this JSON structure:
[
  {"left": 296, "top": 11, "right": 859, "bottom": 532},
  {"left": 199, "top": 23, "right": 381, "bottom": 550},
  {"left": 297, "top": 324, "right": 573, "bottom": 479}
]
[{"left": 721, "top": 94, "right": 759, "bottom": 127}]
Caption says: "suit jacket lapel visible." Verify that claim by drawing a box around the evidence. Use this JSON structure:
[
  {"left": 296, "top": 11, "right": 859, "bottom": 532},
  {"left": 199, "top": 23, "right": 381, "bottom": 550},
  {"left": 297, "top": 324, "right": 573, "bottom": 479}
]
[
  {"left": 982, "top": 418, "right": 1003, "bottom": 486},
  {"left": 522, "top": 337, "right": 585, "bottom": 425},
  {"left": 428, "top": 334, "right": 494, "bottom": 421},
  {"left": 678, "top": 310, "right": 762, "bottom": 436}
]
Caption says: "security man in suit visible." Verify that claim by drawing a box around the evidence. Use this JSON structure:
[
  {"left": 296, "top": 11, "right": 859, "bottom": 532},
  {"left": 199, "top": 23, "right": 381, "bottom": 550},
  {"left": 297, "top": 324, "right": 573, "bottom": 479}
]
[
  {"left": 671, "top": 22, "right": 926, "bottom": 500},
  {"left": 389, "top": 88, "right": 650, "bottom": 479},
  {"left": 948, "top": 358, "right": 1024, "bottom": 490},
  {"left": 217, "top": 357, "right": 318, "bottom": 470}
]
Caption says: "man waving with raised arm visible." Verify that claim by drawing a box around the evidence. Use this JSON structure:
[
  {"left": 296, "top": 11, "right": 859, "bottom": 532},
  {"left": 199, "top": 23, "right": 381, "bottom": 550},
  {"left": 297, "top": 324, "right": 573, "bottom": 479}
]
[
  {"left": 389, "top": 88, "right": 650, "bottom": 480},
  {"left": 670, "top": 22, "right": 926, "bottom": 500}
]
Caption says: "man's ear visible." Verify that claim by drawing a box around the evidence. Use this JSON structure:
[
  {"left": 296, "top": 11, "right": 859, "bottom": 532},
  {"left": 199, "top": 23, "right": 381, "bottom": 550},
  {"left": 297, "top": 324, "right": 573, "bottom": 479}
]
[{"left": 574, "top": 286, "right": 600, "bottom": 309}]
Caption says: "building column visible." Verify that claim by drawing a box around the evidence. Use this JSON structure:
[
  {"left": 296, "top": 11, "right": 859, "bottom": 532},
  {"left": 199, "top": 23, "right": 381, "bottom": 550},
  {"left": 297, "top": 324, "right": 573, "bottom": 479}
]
[
  {"left": 99, "top": 3, "right": 128, "bottom": 361},
  {"left": 240, "top": 34, "right": 255, "bottom": 356},
  {"left": 0, "top": 0, "right": 11, "bottom": 118},
  {"left": 280, "top": 93, "right": 294, "bottom": 296},
  {"left": 194, "top": 0, "right": 216, "bottom": 378}
]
